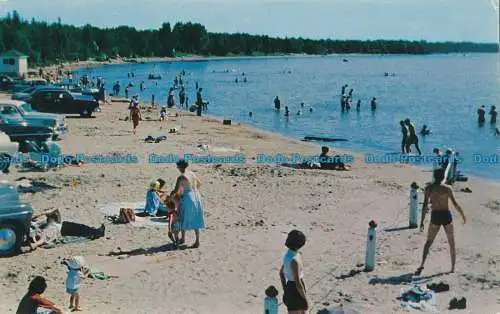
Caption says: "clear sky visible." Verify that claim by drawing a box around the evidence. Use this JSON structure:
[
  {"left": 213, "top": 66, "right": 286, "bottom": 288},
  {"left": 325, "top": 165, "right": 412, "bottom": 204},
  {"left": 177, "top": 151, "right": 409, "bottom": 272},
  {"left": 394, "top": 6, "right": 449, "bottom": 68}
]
[{"left": 0, "top": 0, "right": 498, "bottom": 43}]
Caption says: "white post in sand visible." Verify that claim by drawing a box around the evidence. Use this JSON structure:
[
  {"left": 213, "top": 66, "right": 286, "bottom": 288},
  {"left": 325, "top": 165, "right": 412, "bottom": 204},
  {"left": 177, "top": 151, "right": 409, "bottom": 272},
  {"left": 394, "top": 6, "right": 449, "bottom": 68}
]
[
  {"left": 364, "top": 220, "right": 377, "bottom": 272},
  {"left": 409, "top": 184, "right": 419, "bottom": 228}
]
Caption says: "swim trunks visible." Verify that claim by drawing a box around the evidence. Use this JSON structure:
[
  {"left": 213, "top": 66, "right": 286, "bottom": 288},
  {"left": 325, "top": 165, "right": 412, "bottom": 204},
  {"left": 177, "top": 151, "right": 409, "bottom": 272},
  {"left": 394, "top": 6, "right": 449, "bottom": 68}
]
[{"left": 430, "top": 210, "right": 452, "bottom": 226}]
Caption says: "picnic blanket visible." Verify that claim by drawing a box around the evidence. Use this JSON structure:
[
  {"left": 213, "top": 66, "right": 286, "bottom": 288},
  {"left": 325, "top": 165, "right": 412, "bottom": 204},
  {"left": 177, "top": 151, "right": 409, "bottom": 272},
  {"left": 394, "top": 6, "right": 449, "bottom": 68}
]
[
  {"left": 100, "top": 201, "right": 169, "bottom": 227},
  {"left": 398, "top": 285, "right": 438, "bottom": 312}
]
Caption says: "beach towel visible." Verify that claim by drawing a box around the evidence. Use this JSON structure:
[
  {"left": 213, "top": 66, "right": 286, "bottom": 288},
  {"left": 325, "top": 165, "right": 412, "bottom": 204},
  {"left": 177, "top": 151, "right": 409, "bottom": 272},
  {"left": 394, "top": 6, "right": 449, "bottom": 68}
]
[
  {"left": 87, "top": 268, "right": 118, "bottom": 280},
  {"left": 41, "top": 236, "right": 90, "bottom": 249},
  {"left": 397, "top": 285, "right": 438, "bottom": 312}
]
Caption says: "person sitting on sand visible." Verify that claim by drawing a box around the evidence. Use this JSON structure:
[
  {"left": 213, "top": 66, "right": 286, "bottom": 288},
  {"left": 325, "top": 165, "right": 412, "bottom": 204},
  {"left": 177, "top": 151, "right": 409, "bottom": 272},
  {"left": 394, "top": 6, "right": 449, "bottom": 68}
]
[
  {"left": 16, "top": 276, "right": 63, "bottom": 314},
  {"left": 415, "top": 168, "right": 466, "bottom": 276},
  {"left": 144, "top": 181, "right": 168, "bottom": 217},
  {"left": 280, "top": 230, "right": 308, "bottom": 314},
  {"left": 319, "top": 146, "right": 349, "bottom": 170},
  {"left": 28, "top": 209, "right": 105, "bottom": 251}
]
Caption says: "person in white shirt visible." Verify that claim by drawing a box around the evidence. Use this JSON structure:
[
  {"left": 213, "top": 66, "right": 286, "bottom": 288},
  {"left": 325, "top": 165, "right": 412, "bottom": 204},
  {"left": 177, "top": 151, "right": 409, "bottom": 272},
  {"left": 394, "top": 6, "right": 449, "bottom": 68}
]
[{"left": 279, "top": 230, "right": 308, "bottom": 313}]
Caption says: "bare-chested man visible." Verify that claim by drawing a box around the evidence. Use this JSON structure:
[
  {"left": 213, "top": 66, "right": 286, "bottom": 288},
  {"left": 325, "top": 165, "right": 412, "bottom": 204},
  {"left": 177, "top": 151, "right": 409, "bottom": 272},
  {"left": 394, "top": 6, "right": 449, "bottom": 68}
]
[
  {"left": 404, "top": 119, "right": 422, "bottom": 155},
  {"left": 415, "top": 168, "right": 466, "bottom": 275}
]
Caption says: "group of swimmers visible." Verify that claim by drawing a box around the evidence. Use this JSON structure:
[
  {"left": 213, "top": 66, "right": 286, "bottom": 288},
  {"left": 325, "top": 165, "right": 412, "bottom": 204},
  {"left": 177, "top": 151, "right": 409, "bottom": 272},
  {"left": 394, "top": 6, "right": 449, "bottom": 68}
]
[
  {"left": 400, "top": 118, "right": 422, "bottom": 155},
  {"left": 477, "top": 105, "right": 497, "bottom": 124},
  {"left": 340, "top": 84, "right": 377, "bottom": 112}
]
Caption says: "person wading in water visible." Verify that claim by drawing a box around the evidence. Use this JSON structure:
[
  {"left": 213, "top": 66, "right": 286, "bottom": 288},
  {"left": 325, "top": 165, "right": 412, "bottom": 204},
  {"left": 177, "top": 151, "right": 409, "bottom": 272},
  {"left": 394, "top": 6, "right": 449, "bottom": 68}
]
[
  {"left": 404, "top": 119, "right": 422, "bottom": 155},
  {"left": 400, "top": 120, "right": 408, "bottom": 154},
  {"left": 415, "top": 168, "right": 466, "bottom": 276}
]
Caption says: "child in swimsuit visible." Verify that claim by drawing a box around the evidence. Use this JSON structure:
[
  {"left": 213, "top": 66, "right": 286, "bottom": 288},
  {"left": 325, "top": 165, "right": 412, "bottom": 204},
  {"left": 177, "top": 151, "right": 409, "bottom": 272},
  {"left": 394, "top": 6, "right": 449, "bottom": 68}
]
[
  {"left": 160, "top": 107, "right": 167, "bottom": 121},
  {"left": 165, "top": 195, "right": 180, "bottom": 246}
]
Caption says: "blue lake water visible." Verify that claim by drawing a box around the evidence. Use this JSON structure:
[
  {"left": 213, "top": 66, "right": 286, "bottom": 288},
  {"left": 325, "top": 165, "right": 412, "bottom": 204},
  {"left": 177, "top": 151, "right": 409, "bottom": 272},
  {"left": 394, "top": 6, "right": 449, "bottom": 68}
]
[{"left": 76, "top": 54, "right": 500, "bottom": 181}]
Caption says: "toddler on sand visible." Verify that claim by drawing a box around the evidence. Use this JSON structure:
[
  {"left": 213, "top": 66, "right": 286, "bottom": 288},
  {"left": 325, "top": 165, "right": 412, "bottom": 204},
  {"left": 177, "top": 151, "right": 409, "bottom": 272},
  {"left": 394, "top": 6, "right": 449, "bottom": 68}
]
[{"left": 63, "top": 256, "right": 88, "bottom": 312}]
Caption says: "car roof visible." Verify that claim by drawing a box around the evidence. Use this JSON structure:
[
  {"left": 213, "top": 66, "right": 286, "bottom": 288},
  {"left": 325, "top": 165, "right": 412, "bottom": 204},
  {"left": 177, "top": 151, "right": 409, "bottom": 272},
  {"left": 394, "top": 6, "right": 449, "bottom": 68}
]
[
  {"left": 0, "top": 99, "right": 28, "bottom": 106},
  {"left": 33, "top": 87, "right": 69, "bottom": 93}
]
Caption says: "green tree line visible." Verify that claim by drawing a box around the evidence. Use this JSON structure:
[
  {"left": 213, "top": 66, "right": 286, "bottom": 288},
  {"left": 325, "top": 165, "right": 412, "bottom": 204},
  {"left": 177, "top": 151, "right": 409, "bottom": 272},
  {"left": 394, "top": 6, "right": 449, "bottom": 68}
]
[{"left": 0, "top": 11, "right": 497, "bottom": 66}]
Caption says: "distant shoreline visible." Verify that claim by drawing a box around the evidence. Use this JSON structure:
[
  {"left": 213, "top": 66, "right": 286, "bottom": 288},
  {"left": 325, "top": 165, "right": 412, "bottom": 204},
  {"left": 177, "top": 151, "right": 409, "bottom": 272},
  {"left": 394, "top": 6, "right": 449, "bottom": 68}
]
[{"left": 36, "top": 51, "right": 496, "bottom": 73}]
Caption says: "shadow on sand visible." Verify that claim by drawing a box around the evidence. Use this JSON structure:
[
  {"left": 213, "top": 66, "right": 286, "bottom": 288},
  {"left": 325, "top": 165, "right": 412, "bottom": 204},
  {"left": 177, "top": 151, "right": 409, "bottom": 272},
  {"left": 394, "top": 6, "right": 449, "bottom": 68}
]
[
  {"left": 107, "top": 243, "right": 182, "bottom": 257},
  {"left": 369, "top": 272, "right": 450, "bottom": 285},
  {"left": 384, "top": 226, "right": 415, "bottom": 232}
]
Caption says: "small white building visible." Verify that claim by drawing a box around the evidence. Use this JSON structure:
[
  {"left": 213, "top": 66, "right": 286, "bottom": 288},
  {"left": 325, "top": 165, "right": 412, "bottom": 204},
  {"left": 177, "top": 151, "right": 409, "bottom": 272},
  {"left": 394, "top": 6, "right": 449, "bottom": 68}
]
[{"left": 0, "top": 50, "right": 28, "bottom": 78}]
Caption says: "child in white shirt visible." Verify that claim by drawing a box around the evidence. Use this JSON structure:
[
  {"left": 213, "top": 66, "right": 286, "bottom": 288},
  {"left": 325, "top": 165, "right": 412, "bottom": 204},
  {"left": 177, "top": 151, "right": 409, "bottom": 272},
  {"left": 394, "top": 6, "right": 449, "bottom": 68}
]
[{"left": 64, "top": 256, "right": 88, "bottom": 311}]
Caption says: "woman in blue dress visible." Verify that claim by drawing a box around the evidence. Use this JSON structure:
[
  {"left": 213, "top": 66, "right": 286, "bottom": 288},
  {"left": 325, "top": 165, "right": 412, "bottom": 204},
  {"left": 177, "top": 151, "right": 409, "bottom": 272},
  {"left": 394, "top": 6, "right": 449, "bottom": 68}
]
[{"left": 170, "top": 160, "right": 205, "bottom": 248}]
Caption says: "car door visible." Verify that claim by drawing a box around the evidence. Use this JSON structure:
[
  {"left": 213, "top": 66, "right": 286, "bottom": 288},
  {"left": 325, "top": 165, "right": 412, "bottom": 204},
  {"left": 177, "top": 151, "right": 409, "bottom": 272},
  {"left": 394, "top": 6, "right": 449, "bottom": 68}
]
[
  {"left": 31, "top": 91, "right": 53, "bottom": 112},
  {"left": 60, "top": 91, "right": 76, "bottom": 113}
]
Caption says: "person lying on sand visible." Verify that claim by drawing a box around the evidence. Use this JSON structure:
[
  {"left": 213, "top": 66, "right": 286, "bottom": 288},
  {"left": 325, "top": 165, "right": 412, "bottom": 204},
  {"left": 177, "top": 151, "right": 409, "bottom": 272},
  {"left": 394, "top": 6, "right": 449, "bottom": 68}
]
[
  {"left": 28, "top": 209, "right": 105, "bottom": 251},
  {"left": 319, "top": 146, "right": 350, "bottom": 170},
  {"left": 415, "top": 168, "right": 466, "bottom": 276}
]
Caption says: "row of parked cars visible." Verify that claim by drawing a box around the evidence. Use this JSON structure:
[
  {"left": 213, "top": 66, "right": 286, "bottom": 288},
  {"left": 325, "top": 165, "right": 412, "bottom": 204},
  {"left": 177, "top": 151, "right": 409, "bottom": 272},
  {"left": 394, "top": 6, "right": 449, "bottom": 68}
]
[{"left": 0, "top": 75, "right": 101, "bottom": 256}]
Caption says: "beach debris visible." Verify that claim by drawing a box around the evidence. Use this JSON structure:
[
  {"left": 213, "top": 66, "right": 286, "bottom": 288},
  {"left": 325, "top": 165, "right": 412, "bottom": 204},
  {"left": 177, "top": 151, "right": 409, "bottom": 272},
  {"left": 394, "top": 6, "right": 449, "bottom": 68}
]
[
  {"left": 397, "top": 285, "right": 437, "bottom": 311},
  {"left": 449, "top": 297, "right": 467, "bottom": 310},
  {"left": 16, "top": 178, "right": 59, "bottom": 193},
  {"left": 144, "top": 135, "right": 167, "bottom": 143},
  {"left": 427, "top": 282, "right": 450, "bottom": 293}
]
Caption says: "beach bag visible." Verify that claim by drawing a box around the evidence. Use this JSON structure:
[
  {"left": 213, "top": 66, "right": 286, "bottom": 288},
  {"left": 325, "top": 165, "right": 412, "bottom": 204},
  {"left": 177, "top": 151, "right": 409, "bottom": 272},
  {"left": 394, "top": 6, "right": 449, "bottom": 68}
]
[{"left": 117, "top": 208, "right": 135, "bottom": 224}]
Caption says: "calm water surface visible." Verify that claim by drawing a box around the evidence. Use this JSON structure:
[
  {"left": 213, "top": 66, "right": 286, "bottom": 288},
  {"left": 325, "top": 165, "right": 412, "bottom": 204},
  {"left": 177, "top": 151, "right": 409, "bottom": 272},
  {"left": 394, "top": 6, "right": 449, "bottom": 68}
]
[{"left": 76, "top": 54, "right": 500, "bottom": 181}]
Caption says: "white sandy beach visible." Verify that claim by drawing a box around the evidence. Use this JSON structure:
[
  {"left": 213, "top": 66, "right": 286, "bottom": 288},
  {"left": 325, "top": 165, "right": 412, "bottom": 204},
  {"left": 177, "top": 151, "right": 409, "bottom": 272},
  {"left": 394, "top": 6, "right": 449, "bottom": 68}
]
[{"left": 0, "top": 96, "right": 499, "bottom": 314}]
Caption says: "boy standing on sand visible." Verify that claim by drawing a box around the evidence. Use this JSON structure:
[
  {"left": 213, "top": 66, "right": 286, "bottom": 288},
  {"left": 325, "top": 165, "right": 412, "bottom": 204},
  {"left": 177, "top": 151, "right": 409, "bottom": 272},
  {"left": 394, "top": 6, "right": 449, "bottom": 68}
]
[{"left": 130, "top": 103, "right": 141, "bottom": 135}]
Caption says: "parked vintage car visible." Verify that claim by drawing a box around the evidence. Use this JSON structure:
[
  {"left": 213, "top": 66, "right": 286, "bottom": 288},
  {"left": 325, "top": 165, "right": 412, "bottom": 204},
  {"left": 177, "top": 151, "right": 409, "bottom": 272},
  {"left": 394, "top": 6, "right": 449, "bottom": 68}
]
[
  {"left": 0, "top": 118, "right": 54, "bottom": 143},
  {"left": 11, "top": 86, "right": 39, "bottom": 101},
  {"left": 25, "top": 87, "right": 99, "bottom": 117},
  {"left": 12, "top": 78, "right": 48, "bottom": 93},
  {"left": 0, "top": 75, "right": 15, "bottom": 91},
  {"left": 0, "top": 100, "right": 67, "bottom": 139},
  {"left": 0, "top": 131, "right": 19, "bottom": 173},
  {"left": 0, "top": 182, "right": 34, "bottom": 256}
]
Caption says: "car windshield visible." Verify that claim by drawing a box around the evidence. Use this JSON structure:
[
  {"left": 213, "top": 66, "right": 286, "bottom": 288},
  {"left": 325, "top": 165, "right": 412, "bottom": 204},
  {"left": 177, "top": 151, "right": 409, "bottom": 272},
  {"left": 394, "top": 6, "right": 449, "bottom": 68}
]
[
  {"left": 19, "top": 103, "right": 35, "bottom": 113},
  {"left": 21, "top": 87, "right": 36, "bottom": 94}
]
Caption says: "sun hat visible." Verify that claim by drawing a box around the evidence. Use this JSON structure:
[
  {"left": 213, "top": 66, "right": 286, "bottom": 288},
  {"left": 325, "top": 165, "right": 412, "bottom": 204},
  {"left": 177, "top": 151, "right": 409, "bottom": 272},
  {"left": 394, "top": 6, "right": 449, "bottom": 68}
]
[
  {"left": 67, "top": 256, "right": 86, "bottom": 270},
  {"left": 150, "top": 181, "right": 160, "bottom": 190}
]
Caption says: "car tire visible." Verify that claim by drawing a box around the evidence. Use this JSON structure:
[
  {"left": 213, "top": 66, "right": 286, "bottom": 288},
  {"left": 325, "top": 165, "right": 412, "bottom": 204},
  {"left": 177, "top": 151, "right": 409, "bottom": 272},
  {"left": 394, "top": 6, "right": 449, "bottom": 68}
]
[
  {"left": 0, "top": 222, "right": 22, "bottom": 257},
  {"left": 81, "top": 108, "right": 92, "bottom": 118},
  {"left": 0, "top": 153, "right": 11, "bottom": 173}
]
